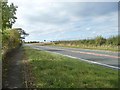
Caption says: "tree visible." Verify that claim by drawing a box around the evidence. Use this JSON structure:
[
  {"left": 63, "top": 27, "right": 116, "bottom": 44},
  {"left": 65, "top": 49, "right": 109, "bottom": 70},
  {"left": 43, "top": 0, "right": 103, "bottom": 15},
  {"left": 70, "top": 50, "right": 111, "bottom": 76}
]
[
  {"left": 2, "top": 2, "right": 18, "bottom": 30},
  {"left": 12, "top": 28, "right": 29, "bottom": 40}
]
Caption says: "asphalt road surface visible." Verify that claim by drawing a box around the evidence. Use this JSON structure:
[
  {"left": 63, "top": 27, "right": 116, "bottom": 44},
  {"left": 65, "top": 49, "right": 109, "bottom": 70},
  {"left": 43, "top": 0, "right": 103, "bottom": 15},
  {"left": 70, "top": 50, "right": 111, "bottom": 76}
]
[{"left": 25, "top": 44, "right": 120, "bottom": 70}]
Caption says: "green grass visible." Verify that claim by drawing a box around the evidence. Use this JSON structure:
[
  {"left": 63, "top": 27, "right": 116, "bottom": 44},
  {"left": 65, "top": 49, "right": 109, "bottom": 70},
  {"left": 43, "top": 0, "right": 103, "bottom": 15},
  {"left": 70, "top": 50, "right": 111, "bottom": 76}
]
[{"left": 24, "top": 46, "right": 119, "bottom": 88}]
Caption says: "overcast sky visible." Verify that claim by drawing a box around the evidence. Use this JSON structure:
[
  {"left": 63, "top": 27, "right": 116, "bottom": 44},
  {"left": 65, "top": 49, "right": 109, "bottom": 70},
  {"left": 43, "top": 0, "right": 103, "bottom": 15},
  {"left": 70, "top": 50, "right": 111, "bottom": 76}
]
[{"left": 8, "top": 0, "right": 119, "bottom": 42}]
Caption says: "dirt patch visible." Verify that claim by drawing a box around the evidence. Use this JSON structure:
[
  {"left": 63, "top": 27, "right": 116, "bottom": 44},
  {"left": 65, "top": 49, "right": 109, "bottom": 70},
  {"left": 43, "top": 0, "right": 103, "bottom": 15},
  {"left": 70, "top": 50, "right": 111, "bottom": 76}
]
[{"left": 2, "top": 47, "right": 25, "bottom": 89}]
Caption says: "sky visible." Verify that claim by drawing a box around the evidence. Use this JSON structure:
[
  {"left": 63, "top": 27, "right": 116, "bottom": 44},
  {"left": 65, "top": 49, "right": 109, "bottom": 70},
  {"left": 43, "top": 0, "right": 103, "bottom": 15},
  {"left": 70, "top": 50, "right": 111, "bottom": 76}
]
[{"left": 8, "top": 0, "right": 119, "bottom": 42}]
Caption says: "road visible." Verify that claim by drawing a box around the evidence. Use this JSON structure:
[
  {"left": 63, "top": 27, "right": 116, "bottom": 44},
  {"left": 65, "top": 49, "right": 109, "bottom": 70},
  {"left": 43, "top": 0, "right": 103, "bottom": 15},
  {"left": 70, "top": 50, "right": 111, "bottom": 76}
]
[{"left": 25, "top": 44, "right": 120, "bottom": 70}]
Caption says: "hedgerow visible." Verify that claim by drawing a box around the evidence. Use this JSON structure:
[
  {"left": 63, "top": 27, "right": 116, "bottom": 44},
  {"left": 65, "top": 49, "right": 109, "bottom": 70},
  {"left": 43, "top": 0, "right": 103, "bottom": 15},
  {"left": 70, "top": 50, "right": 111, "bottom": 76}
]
[
  {"left": 2, "top": 29, "right": 21, "bottom": 55},
  {"left": 53, "top": 35, "right": 120, "bottom": 47}
]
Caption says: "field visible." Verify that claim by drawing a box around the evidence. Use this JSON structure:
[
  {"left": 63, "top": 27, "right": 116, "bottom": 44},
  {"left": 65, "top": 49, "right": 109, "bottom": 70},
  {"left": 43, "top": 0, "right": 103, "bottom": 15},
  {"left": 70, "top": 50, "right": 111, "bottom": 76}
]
[{"left": 24, "top": 46, "right": 119, "bottom": 88}]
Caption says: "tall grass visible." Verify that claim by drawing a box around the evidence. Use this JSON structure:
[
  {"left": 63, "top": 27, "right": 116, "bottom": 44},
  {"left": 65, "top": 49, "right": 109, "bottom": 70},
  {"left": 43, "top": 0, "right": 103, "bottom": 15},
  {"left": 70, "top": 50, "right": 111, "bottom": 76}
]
[{"left": 49, "top": 35, "right": 120, "bottom": 51}]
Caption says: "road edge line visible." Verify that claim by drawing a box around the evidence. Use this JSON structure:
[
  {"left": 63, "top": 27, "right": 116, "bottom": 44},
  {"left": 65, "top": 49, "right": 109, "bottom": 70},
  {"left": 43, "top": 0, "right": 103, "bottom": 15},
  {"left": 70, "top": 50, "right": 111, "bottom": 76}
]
[
  {"left": 44, "top": 50, "right": 120, "bottom": 70},
  {"left": 30, "top": 46, "right": 120, "bottom": 70}
]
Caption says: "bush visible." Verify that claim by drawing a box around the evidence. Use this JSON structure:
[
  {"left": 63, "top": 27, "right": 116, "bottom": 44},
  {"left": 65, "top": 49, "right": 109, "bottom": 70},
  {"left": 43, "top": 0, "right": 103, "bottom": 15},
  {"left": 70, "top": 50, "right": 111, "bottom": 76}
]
[
  {"left": 95, "top": 36, "right": 106, "bottom": 46},
  {"left": 106, "top": 35, "right": 120, "bottom": 46},
  {"left": 53, "top": 35, "right": 119, "bottom": 47},
  {"left": 2, "top": 29, "right": 21, "bottom": 54}
]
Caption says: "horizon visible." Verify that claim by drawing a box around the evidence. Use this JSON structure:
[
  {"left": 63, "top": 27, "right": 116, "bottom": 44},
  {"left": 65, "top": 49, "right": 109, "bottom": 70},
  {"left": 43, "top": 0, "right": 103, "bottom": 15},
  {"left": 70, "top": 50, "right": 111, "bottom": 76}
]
[{"left": 24, "top": 35, "right": 119, "bottom": 43}]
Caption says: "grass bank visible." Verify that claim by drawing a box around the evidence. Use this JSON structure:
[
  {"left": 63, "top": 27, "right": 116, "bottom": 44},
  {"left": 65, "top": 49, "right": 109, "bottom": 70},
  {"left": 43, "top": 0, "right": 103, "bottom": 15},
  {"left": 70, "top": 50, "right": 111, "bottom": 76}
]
[
  {"left": 31, "top": 43, "right": 119, "bottom": 52},
  {"left": 46, "top": 44, "right": 119, "bottom": 52},
  {"left": 24, "top": 46, "right": 119, "bottom": 88}
]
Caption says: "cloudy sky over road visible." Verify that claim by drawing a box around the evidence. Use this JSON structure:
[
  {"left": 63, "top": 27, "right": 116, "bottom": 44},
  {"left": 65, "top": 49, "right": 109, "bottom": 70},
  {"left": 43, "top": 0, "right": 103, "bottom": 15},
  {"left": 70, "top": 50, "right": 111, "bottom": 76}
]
[{"left": 8, "top": 0, "right": 119, "bottom": 42}]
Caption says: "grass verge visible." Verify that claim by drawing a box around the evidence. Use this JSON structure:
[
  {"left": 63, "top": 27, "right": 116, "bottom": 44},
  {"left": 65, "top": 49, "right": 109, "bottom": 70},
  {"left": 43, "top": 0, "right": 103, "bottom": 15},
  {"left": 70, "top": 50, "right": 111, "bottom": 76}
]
[
  {"left": 24, "top": 46, "right": 119, "bottom": 88},
  {"left": 48, "top": 44, "right": 119, "bottom": 52},
  {"left": 31, "top": 43, "right": 119, "bottom": 52}
]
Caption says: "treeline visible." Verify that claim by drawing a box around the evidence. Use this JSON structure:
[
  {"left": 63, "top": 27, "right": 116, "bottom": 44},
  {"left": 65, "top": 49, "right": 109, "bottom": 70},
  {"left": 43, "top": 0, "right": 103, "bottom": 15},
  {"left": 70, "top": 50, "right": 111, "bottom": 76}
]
[
  {"left": 1, "top": 1, "right": 28, "bottom": 56},
  {"left": 26, "top": 41, "right": 40, "bottom": 43},
  {"left": 53, "top": 35, "right": 120, "bottom": 46}
]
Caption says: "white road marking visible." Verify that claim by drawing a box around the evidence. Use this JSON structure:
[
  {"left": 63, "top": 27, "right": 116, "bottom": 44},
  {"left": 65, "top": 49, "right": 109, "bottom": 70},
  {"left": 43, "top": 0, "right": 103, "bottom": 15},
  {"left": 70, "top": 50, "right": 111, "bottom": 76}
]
[
  {"left": 31, "top": 46, "right": 120, "bottom": 70},
  {"left": 37, "top": 46, "right": 119, "bottom": 59},
  {"left": 45, "top": 50, "right": 120, "bottom": 70}
]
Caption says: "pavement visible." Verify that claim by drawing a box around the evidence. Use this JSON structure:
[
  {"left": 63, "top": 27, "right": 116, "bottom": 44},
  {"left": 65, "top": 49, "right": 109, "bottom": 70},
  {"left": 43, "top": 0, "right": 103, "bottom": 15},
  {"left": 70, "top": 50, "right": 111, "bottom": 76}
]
[{"left": 25, "top": 44, "right": 120, "bottom": 70}]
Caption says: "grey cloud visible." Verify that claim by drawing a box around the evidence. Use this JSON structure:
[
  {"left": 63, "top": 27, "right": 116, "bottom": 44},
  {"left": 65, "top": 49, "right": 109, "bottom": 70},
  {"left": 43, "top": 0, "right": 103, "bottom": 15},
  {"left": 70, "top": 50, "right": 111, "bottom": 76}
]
[
  {"left": 59, "top": 2, "right": 118, "bottom": 18},
  {"left": 27, "top": 12, "right": 70, "bottom": 25},
  {"left": 25, "top": 2, "right": 118, "bottom": 26}
]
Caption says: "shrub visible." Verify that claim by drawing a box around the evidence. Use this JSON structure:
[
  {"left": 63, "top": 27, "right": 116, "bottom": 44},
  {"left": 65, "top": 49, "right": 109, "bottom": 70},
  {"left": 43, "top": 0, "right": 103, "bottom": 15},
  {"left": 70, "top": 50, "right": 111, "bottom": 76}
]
[
  {"left": 2, "top": 29, "right": 21, "bottom": 54},
  {"left": 95, "top": 36, "right": 106, "bottom": 46}
]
